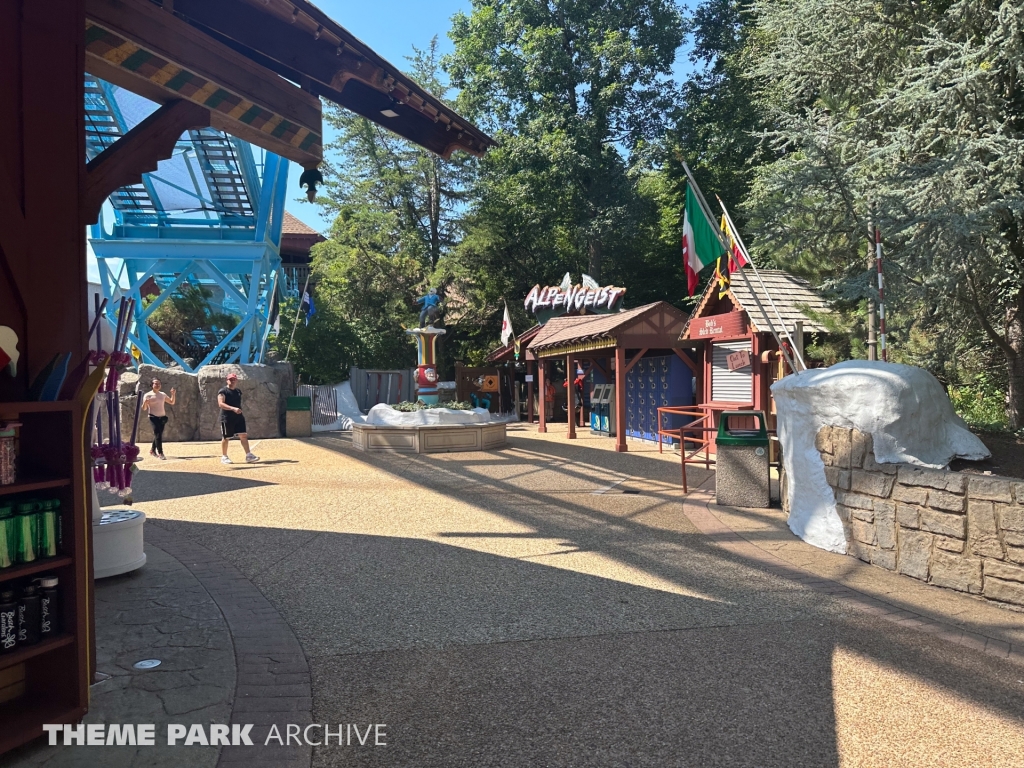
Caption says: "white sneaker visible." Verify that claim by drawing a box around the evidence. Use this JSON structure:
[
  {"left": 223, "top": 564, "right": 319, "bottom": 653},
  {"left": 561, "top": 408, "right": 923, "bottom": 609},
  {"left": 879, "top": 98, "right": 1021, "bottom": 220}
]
[
  {"left": 221, "top": 456, "right": 232, "bottom": 464},
  {"left": 245, "top": 453, "right": 259, "bottom": 463}
]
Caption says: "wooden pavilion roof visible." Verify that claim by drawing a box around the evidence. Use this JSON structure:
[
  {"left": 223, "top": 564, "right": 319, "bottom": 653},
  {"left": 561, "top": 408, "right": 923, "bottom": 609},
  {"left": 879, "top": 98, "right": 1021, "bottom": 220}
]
[
  {"left": 485, "top": 324, "right": 542, "bottom": 363},
  {"left": 528, "top": 302, "right": 690, "bottom": 358},
  {"left": 84, "top": 0, "right": 495, "bottom": 169}
]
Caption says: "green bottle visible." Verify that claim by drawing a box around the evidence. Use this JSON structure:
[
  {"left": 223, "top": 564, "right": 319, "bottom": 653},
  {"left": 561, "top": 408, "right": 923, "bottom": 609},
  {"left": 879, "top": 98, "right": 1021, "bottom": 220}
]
[
  {"left": 0, "top": 505, "right": 14, "bottom": 568},
  {"left": 15, "top": 501, "right": 37, "bottom": 563},
  {"left": 38, "top": 500, "right": 58, "bottom": 558}
]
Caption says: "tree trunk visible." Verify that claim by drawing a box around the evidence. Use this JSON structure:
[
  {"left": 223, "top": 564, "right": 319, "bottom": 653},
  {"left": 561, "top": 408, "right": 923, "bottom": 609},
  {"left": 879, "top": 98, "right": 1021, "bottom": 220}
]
[
  {"left": 588, "top": 237, "right": 602, "bottom": 283},
  {"left": 1006, "top": 303, "right": 1024, "bottom": 430},
  {"left": 429, "top": 157, "right": 441, "bottom": 268}
]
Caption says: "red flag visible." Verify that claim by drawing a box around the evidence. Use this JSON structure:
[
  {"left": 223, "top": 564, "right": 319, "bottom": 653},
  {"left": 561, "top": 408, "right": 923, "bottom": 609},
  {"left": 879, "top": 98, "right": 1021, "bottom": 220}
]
[{"left": 720, "top": 215, "right": 750, "bottom": 273}]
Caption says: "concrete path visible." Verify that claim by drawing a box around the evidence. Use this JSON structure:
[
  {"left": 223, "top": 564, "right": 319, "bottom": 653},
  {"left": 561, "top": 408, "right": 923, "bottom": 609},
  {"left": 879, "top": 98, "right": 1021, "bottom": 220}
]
[{"left": 16, "top": 425, "right": 1024, "bottom": 767}]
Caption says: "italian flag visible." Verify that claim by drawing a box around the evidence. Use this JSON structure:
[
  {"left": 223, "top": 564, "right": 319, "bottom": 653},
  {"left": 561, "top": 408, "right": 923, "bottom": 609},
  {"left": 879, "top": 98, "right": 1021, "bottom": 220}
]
[{"left": 682, "top": 184, "right": 725, "bottom": 296}]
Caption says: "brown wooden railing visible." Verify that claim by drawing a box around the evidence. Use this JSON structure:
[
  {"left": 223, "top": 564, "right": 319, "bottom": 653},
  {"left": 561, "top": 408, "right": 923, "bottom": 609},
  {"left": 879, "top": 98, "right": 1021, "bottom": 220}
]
[{"left": 656, "top": 405, "right": 717, "bottom": 493}]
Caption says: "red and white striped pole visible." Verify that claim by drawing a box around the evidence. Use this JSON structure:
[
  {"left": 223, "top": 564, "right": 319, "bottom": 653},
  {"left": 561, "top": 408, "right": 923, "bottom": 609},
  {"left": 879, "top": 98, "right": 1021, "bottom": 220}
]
[{"left": 875, "top": 227, "right": 887, "bottom": 362}]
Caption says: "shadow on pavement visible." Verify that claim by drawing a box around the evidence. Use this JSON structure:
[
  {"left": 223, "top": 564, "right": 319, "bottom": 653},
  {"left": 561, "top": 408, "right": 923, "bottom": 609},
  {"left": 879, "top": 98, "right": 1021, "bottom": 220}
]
[
  {"left": 115, "top": 470, "right": 275, "bottom": 503},
  {"left": 151, "top": 514, "right": 1024, "bottom": 768}
]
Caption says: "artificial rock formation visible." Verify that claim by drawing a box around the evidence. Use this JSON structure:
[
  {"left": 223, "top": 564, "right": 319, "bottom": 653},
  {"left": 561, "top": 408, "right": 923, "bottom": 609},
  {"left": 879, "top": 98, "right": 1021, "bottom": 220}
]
[
  {"left": 198, "top": 363, "right": 295, "bottom": 440},
  {"left": 120, "top": 364, "right": 202, "bottom": 443},
  {"left": 118, "top": 363, "right": 294, "bottom": 443},
  {"left": 772, "top": 361, "right": 989, "bottom": 552}
]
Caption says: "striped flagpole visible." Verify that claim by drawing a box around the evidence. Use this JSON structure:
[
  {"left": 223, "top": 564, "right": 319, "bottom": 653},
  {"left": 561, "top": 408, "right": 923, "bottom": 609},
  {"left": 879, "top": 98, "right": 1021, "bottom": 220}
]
[{"left": 875, "top": 227, "right": 887, "bottom": 361}]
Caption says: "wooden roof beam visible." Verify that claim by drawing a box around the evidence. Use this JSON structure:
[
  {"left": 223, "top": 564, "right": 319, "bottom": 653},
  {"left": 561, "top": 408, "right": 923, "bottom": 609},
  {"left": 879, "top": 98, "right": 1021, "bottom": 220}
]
[
  {"left": 165, "top": 0, "right": 493, "bottom": 158},
  {"left": 85, "top": 0, "right": 323, "bottom": 168},
  {"left": 83, "top": 99, "right": 211, "bottom": 223}
]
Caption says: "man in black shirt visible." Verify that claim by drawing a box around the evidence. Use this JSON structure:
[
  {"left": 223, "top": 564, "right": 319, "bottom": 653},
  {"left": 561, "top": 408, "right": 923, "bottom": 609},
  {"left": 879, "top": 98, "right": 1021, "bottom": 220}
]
[{"left": 218, "top": 373, "right": 259, "bottom": 464}]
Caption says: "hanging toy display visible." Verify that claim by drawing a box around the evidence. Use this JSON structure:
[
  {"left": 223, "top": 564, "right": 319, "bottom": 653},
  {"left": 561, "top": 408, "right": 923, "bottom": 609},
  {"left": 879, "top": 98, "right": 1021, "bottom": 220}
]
[{"left": 88, "top": 295, "right": 143, "bottom": 499}]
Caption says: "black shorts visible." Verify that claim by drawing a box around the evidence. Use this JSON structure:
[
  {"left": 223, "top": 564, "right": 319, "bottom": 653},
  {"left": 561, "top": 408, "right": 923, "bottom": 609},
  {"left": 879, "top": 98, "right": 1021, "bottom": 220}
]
[{"left": 221, "top": 414, "right": 247, "bottom": 438}]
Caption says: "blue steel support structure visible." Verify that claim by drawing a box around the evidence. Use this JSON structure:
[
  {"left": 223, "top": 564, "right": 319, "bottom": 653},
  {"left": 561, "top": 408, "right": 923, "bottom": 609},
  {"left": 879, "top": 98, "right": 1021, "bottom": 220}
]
[{"left": 86, "top": 76, "right": 288, "bottom": 372}]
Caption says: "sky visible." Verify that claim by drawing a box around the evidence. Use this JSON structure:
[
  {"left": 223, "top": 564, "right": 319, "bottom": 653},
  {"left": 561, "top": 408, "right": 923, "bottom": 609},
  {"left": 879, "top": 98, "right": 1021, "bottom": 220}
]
[{"left": 283, "top": 0, "right": 696, "bottom": 234}]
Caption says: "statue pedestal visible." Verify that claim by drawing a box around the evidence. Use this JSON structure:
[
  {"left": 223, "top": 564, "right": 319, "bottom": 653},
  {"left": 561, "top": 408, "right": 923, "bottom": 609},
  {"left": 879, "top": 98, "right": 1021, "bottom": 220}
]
[{"left": 406, "top": 326, "right": 446, "bottom": 404}]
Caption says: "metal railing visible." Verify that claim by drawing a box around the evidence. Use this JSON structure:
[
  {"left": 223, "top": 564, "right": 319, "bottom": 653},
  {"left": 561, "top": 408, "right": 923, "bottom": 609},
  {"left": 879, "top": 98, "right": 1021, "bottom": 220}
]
[
  {"left": 658, "top": 404, "right": 784, "bottom": 493},
  {"left": 656, "top": 405, "right": 717, "bottom": 493}
]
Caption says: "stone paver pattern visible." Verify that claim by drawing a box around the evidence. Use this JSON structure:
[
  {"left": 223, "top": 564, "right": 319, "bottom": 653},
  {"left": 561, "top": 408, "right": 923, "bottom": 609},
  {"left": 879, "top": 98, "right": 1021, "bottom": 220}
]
[{"left": 7, "top": 544, "right": 234, "bottom": 768}]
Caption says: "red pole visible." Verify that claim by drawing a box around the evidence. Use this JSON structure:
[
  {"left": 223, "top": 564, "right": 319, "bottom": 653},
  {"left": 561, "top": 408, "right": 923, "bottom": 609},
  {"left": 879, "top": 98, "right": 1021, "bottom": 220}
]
[
  {"left": 566, "top": 353, "right": 576, "bottom": 439},
  {"left": 527, "top": 360, "right": 535, "bottom": 423},
  {"left": 876, "top": 227, "right": 887, "bottom": 362},
  {"left": 615, "top": 347, "right": 627, "bottom": 452},
  {"left": 538, "top": 360, "right": 547, "bottom": 433}
]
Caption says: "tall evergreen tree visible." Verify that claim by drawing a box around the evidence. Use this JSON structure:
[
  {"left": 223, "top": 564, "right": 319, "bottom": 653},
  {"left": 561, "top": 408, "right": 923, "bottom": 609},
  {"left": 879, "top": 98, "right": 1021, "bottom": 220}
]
[
  {"left": 284, "top": 41, "right": 473, "bottom": 379},
  {"left": 745, "top": 0, "right": 1024, "bottom": 428}
]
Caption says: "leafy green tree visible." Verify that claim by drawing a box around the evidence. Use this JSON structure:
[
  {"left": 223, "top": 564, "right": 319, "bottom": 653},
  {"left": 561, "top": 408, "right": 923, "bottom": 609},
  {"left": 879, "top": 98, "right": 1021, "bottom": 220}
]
[
  {"left": 297, "top": 40, "right": 472, "bottom": 378},
  {"left": 445, "top": 0, "right": 686, "bottom": 284},
  {"left": 664, "top": 0, "right": 766, "bottom": 229},
  {"left": 318, "top": 39, "right": 475, "bottom": 272},
  {"left": 147, "top": 282, "right": 238, "bottom": 364}
]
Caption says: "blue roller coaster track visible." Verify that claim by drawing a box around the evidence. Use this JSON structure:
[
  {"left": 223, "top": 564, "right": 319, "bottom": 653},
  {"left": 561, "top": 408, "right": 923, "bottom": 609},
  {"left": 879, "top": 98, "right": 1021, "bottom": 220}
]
[{"left": 86, "top": 75, "right": 290, "bottom": 372}]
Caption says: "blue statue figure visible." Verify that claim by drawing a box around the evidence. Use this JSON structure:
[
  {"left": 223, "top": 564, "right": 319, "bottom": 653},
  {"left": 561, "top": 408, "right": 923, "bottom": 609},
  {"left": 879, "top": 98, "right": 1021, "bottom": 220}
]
[{"left": 415, "top": 288, "right": 441, "bottom": 328}]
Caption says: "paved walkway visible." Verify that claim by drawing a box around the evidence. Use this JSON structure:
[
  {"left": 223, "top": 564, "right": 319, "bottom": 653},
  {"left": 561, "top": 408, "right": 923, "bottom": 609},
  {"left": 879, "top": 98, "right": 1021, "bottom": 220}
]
[{"left": 13, "top": 425, "right": 1024, "bottom": 766}]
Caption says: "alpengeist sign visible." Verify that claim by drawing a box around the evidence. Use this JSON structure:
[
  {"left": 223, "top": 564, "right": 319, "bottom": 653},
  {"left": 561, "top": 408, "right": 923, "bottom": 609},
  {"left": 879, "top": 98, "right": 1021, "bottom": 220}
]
[{"left": 524, "top": 273, "right": 626, "bottom": 324}]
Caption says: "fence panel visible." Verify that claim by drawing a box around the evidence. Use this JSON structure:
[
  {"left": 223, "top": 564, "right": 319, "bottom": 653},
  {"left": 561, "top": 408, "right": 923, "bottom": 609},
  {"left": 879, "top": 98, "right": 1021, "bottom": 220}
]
[
  {"left": 348, "top": 367, "right": 416, "bottom": 413},
  {"left": 297, "top": 384, "right": 340, "bottom": 427}
]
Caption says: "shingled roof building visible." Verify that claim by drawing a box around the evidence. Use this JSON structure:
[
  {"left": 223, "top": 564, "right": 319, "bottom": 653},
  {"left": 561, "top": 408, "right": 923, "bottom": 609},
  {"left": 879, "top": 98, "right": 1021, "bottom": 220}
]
[
  {"left": 681, "top": 269, "right": 837, "bottom": 450},
  {"left": 280, "top": 211, "right": 326, "bottom": 293}
]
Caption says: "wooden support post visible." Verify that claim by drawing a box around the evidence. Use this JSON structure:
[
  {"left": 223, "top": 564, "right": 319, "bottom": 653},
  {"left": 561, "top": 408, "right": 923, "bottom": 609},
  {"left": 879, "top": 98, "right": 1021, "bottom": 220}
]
[
  {"left": 527, "top": 360, "right": 535, "bottom": 423},
  {"left": 538, "top": 359, "right": 547, "bottom": 433},
  {"left": 752, "top": 333, "right": 763, "bottom": 413},
  {"left": 615, "top": 347, "right": 627, "bottom": 452},
  {"left": 567, "top": 353, "right": 576, "bottom": 439}
]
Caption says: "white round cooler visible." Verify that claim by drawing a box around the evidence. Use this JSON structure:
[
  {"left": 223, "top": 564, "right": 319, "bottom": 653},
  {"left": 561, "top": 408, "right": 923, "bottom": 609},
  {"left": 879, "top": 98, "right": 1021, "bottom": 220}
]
[{"left": 93, "top": 509, "right": 147, "bottom": 579}]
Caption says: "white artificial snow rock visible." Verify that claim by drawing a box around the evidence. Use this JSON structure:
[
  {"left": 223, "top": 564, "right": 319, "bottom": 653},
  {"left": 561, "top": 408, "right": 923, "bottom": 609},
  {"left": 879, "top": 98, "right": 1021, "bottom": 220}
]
[
  {"left": 771, "top": 361, "right": 990, "bottom": 553},
  {"left": 365, "top": 403, "right": 493, "bottom": 426}
]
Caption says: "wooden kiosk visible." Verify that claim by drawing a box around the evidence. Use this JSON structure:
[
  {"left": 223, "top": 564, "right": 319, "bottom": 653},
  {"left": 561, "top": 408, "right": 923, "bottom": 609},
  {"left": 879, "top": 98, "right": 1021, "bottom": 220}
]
[
  {"left": 680, "top": 269, "right": 834, "bottom": 451},
  {"left": 527, "top": 302, "right": 694, "bottom": 452},
  {"left": 485, "top": 324, "right": 543, "bottom": 421},
  {"left": 1, "top": 0, "right": 491, "bottom": 753}
]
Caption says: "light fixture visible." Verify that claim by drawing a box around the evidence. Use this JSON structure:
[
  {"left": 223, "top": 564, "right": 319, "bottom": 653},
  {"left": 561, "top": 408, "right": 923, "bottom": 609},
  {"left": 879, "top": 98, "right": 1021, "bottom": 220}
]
[{"left": 380, "top": 109, "right": 399, "bottom": 118}]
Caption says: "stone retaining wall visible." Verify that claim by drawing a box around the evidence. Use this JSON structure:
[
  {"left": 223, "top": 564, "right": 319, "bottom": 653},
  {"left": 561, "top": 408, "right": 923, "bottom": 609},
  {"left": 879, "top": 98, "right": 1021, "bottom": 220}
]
[{"left": 814, "top": 426, "right": 1024, "bottom": 609}]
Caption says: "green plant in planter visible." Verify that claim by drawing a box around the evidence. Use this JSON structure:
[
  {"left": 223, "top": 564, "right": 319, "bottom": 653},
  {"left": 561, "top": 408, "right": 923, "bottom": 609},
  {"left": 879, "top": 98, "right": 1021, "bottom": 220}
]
[{"left": 390, "top": 401, "right": 475, "bottom": 412}]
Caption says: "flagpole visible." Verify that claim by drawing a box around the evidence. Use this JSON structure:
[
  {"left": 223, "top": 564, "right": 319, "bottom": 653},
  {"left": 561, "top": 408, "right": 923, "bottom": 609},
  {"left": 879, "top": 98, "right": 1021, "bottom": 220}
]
[
  {"left": 681, "top": 161, "right": 802, "bottom": 373},
  {"left": 258, "top": 268, "right": 280, "bottom": 363},
  {"left": 284, "top": 270, "right": 311, "bottom": 363},
  {"left": 717, "top": 196, "right": 807, "bottom": 371}
]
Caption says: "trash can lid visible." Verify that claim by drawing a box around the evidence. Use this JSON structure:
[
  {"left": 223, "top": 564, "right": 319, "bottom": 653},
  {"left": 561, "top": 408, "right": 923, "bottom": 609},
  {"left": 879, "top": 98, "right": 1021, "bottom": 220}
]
[
  {"left": 286, "top": 396, "right": 312, "bottom": 411},
  {"left": 716, "top": 410, "right": 769, "bottom": 446}
]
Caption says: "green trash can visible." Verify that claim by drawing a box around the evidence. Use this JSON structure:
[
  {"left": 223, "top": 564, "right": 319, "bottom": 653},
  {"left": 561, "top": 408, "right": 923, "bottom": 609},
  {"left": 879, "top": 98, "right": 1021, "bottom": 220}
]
[
  {"left": 286, "top": 396, "right": 312, "bottom": 411},
  {"left": 715, "top": 410, "right": 770, "bottom": 508}
]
